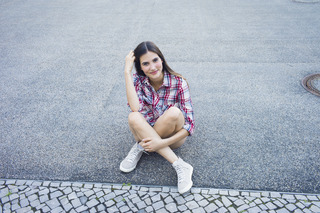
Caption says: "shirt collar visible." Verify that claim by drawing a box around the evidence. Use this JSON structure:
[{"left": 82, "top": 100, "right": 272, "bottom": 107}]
[{"left": 141, "top": 71, "right": 171, "bottom": 88}]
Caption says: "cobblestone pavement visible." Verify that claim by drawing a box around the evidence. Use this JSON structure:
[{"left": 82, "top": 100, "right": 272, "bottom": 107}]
[{"left": 1, "top": 179, "right": 320, "bottom": 213}]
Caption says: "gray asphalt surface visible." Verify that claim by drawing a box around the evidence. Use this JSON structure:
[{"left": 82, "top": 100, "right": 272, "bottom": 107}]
[{"left": 1, "top": 0, "right": 320, "bottom": 194}]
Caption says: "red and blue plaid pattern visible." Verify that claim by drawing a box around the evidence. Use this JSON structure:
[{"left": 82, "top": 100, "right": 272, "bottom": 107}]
[{"left": 131, "top": 71, "right": 195, "bottom": 136}]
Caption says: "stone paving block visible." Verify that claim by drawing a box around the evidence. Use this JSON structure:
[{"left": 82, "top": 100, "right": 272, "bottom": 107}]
[
  {"left": 68, "top": 192, "right": 78, "bottom": 200},
  {"left": 165, "top": 202, "right": 178, "bottom": 212},
  {"left": 266, "top": 202, "right": 278, "bottom": 210},
  {"left": 164, "top": 196, "right": 174, "bottom": 204},
  {"left": 90, "top": 207, "right": 97, "bottom": 213},
  {"left": 201, "top": 189, "right": 209, "bottom": 194},
  {"left": 310, "top": 204, "right": 320, "bottom": 212},
  {"left": 295, "top": 195, "right": 308, "bottom": 200},
  {"left": 136, "top": 200, "right": 147, "bottom": 209},
  {"left": 162, "top": 187, "right": 170, "bottom": 193},
  {"left": 254, "top": 198, "right": 263, "bottom": 205},
  {"left": 80, "top": 196, "right": 88, "bottom": 205},
  {"left": 75, "top": 205, "right": 88, "bottom": 212},
  {"left": 95, "top": 190, "right": 104, "bottom": 198},
  {"left": 151, "top": 194, "right": 161, "bottom": 202},
  {"left": 276, "top": 208, "right": 290, "bottom": 213},
  {"left": 63, "top": 187, "right": 72, "bottom": 195},
  {"left": 63, "top": 202, "right": 73, "bottom": 212},
  {"left": 259, "top": 204, "right": 269, "bottom": 211},
  {"left": 72, "top": 183, "right": 83, "bottom": 188},
  {"left": 270, "top": 192, "right": 281, "bottom": 198},
  {"left": 193, "top": 207, "right": 206, "bottom": 213},
  {"left": 222, "top": 196, "right": 232, "bottom": 207},
  {"left": 242, "top": 191, "right": 250, "bottom": 196},
  {"left": 51, "top": 206, "right": 64, "bottom": 213},
  {"left": 307, "top": 195, "right": 319, "bottom": 201},
  {"left": 28, "top": 194, "right": 38, "bottom": 202},
  {"left": 41, "top": 205, "right": 51, "bottom": 213},
  {"left": 169, "top": 192, "right": 179, "bottom": 198},
  {"left": 84, "top": 189, "right": 94, "bottom": 198},
  {"left": 219, "top": 190, "right": 229, "bottom": 196},
  {"left": 16, "top": 206, "right": 32, "bottom": 213},
  {"left": 217, "top": 206, "right": 228, "bottom": 213},
  {"left": 248, "top": 206, "right": 262, "bottom": 213},
  {"left": 36, "top": 203, "right": 46, "bottom": 210},
  {"left": 42, "top": 181, "right": 50, "bottom": 187},
  {"left": 46, "top": 198, "right": 60, "bottom": 210},
  {"left": 114, "top": 190, "right": 127, "bottom": 196},
  {"left": 50, "top": 190, "right": 63, "bottom": 199},
  {"left": 145, "top": 197, "right": 152, "bottom": 205},
  {"left": 11, "top": 203, "right": 20, "bottom": 211},
  {"left": 194, "top": 193, "right": 203, "bottom": 201},
  {"left": 303, "top": 208, "right": 312, "bottom": 213},
  {"left": 282, "top": 194, "right": 295, "bottom": 200},
  {"left": 11, "top": 197, "right": 19, "bottom": 205},
  {"left": 191, "top": 187, "right": 201, "bottom": 194},
  {"left": 314, "top": 201, "right": 320, "bottom": 208},
  {"left": 278, "top": 198, "right": 288, "bottom": 205},
  {"left": 185, "top": 200, "right": 200, "bottom": 210},
  {"left": 184, "top": 194, "right": 194, "bottom": 202},
  {"left": 229, "top": 190, "right": 240, "bottom": 196},
  {"left": 105, "top": 199, "right": 115, "bottom": 207},
  {"left": 132, "top": 196, "right": 141, "bottom": 203},
  {"left": 97, "top": 203, "right": 105, "bottom": 211},
  {"left": 71, "top": 198, "right": 82, "bottom": 208},
  {"left": 119, "top": 205, "right": 130, "bottom": 212},
  {"left": 237, "top": 204, "right": 250, "bottom": 212},
  {"left": 285, "top": 203, "right": 297, "bottom": 211},
  {"left": 20, "top": 198, "right": 29, "bottom": 207},
  {"left": 274, "top": 200, "right": 284, "bottom": 207},
  {"left": 198, "top": 199, "right": 209, "bottom": 207},
  {"left": 215, "top": 199, "right": 224, "bottom": 207},
  {"left": 138, "top": 191, "right": 147, "bottom": 197},
  {"left": 174, "top": 196, "right": 186, "bottom": 205},
  {"left": 153, "top": 200, "right": 164, "bottom": 211},
  {"left": 208, "top": 188, "right": 219, "bottom": 195},
  {"left": 50, "top": 182, "right": 60, "bottom": 188}
]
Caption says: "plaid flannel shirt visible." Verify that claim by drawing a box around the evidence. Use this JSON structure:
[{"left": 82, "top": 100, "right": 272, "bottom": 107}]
[{"left": 131, "top": 71, "right": 195, "bottom": 136}]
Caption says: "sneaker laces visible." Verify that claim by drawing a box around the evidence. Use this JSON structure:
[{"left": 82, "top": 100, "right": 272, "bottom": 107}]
[
  {"left": 127, "top": 143, "right": 148, "bottom": 162},
  {"left": 175, "top": 165, "right": 185, "bottom": 184}
]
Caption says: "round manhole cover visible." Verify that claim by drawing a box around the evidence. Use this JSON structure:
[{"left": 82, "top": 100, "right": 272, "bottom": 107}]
[
  {"left": 301, "top": 74, "right": 320, "bottom": 97},
  {"left": 292, "top": 0, "right": 320, "bottom": 3}
]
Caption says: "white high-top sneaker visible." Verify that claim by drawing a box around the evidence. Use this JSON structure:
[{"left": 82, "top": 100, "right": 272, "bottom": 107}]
[
  {"left": 172, "top": 158, "right": 193, "bottom": 194},
  {"left": 120, "top": 143, "right": 144, "bottom": 173}
]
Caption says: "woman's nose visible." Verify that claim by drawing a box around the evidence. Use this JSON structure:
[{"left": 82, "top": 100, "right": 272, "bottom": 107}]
[{"left": 151, "top": 63, "right": 156, "bottom": 70}]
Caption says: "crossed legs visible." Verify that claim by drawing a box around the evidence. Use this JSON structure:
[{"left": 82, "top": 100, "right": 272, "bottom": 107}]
[{"left": 128, "top": 107, "right": 186, "bottom": 163}]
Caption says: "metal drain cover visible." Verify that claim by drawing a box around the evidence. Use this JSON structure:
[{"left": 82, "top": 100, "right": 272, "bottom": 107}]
[{"left": 301, "top": 74, "right": 320, "bottom": 97}]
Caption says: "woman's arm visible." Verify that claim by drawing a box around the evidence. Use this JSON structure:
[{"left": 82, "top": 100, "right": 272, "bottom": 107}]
[
  {"left": 125, "top": 51, "right": 140, "bottom": 112},
  {"left": 141, "top": 128, "right": 189, "bottom": 152},
  {"left": 162, "top": 128, "right": 189, "bottom": 146}
]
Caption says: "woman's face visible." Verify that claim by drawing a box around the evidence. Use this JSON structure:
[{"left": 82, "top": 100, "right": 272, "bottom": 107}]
[{"left": 139, "top": 51, "right": 163, "bottom": 82}]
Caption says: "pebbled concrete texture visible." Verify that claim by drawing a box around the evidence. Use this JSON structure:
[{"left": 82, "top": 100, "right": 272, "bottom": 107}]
[{"left": 1, "top": 0, "right": 320, "bottom": 194}]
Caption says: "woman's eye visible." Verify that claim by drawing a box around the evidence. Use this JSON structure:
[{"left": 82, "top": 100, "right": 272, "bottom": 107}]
[
  {"left": 153, "top": 58, "right": 159, "bottom": 62},
  {"left": 142, "top": 62, "right": 149, "bottom": 66}
]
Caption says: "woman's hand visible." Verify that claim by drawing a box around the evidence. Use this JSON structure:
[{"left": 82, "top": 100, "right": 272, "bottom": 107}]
[
  {"left": 139, "top": 137, "right": 164, "bottom": 152},
  {"left": 125, "top": 50, "right": 135, "bottom": 74}
]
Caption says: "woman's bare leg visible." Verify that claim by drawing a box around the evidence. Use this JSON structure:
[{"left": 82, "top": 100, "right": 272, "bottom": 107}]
[
  {"left": 128, "top": 107, "right": 187, "bottom": 164},
  {"left": 153, "top": 107, "right": 187, "bottom": 149}
]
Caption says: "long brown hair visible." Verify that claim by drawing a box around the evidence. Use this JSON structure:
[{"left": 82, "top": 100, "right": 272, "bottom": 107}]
[{"left": 133, "top": 41, "right": 186, "bottom": 81}]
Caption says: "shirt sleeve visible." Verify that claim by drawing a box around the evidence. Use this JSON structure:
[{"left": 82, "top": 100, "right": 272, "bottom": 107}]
[
  {"left": 127, "top": 73, "right": 144, "bottom": 112},
  {"left": 178, "top": 79, "right": 195, "bottom": 136}
]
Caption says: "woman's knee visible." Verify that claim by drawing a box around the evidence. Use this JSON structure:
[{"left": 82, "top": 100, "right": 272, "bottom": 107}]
[
  {"left": 128, "top": 112, "right": 144, "bottom": 127},
  {"left": 164, "top": 107, "right": 183, "bottom": 122}
]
